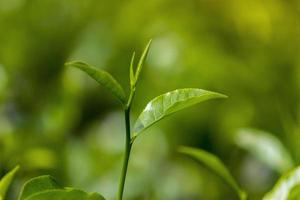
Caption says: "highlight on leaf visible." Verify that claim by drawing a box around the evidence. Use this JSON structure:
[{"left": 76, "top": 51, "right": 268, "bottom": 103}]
[
  {"left": 179, "top": 146, "right": 247, "bottom": 200},
  {"left": 0, "top": 165, "right": 19, "bottom": 200},
  {"left": 65, "top": 61, "right": 126, "bottom": 105},
  {"left": 263, "top": 166, "right": 300, "bottom": 200},
  {"left": 235, "top": 128, "right": 294, "bottom": 173},
  {"left": 132, "top": 88, "right": 227, "bottom": 139}
]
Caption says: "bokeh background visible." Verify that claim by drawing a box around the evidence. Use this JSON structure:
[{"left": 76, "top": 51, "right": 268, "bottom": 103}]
[{"left": 0, "top": 0, "right": 300, "bottom": 199}]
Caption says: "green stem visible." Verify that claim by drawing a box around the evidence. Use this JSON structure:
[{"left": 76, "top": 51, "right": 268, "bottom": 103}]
[{"left": 117, "top": 106, "right": 133, "bottom": 200}]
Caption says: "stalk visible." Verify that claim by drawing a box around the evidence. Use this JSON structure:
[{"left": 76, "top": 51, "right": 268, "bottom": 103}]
[{"left": 117, "top": 90, "right": 135, "bottom": 200}]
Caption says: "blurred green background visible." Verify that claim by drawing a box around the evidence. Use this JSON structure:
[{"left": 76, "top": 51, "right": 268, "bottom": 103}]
[{"left": 0, "top": 0, "right": 300, "bottom": 199}]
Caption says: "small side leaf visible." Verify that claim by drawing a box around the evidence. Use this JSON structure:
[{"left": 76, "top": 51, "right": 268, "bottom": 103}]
[
  {"left": 0, "top": 165, "right": 19, "bottom": 200},
  {"left": 134, "top": 39, "right": 152, "bottom": 86},
  {"left": 263, "top": 166, "right": 300, "bottom": 200},
  {"left": 133, "top": 88, "right": 226, "bottom": 138},
  {"left": 66, "top": 61, "right": 126, "bottom": 105},
  {"left": 18, "top": 175, "right": 61, "bottom": 200},
  {"left": 235, "top": 128, "right": 294, "bottom": 173},
  {"left": 179, "top": 146, "right": 246, "bottom": 200}
]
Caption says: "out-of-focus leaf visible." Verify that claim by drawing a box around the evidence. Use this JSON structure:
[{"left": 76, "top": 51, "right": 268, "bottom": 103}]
[
  {"left": 235, "top": 128, "right": 294, "bottom": 173},
  {"left": 263, "top": 166, "right": 300, "bottom": 200},
  {"left": 26, "top": 188, "right": 105, "bottom": 200},
  {"left": 134, "top": 39, "right": 152, "bottom": 86},
  {"left": 179, "top": 146, "right": 247, "bottom": 200},
  {"left": 0, "top": 165, "right": 19, "bottom": 200},
  {"left": 18, "top": 175, "right": 60, "bottom": 200},
  {"left": 133, "top": 88, "right": 226, "bottom": 139},
  {"left": 19, "top": 176, "right": 105, "bottom": 200},
  {"left": 66, "top": 61, "right": 126, "bottom": 105},
  {"left": 287, "top": 185, "right": 300, "bottom": 200}
]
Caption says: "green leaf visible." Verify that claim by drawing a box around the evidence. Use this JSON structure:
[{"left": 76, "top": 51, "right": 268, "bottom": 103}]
[
  {"left": 132, "top": 88, "right": 226, "bottom": 139},
  {"left": 18, "top": 175, "right": 61, "bottom": 200},
  {"left": 134, "top": 39, "right": 152, "bottom": 86},
  {"left": 288, "top": 185, "right": 300, "bottom": 200},
  {"left": 263, "top": 166, "right": 300, "bottom": 200},
  {"left": 179, "top": 146, "right": 246, "bottom": 200},
  {"left": 66, "top": 61, "right": 126, "bottom": 105},
  {"left": 19, "top": 176, "right": 105, "bottom": 200},
  {"left": 0, "top": 165, "right": 19, "bottom": 200},
  {"left": 235, "top": 128, "right": 294, "bottom": 173},
  {"left": 129, "top": 52, "right": 136, "bottom": 88},
  {"left": 26, "top": 188, "right": 105, "bottom": 200}
]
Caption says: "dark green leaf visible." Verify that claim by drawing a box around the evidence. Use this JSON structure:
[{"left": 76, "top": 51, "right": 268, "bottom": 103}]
[
  {"left": 263, "top": 166, "right": 300, "bottom": 200},
  {"left": 66, "top": 61, "right": 126, "bottom": 105},
  {"left": 0, "top": 165, "right": 19, "bottom": 200},
  {"left": 179, "top": 146, "right": 246, "bottom": 200},
  {"left": 133, "top": 88, "right": 226, "bottom": 139}
]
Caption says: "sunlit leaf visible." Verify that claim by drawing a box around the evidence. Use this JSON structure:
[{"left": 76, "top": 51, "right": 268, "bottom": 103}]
[
  {"left": 134, "top": 39, "right": 152, "bottom": 86},
  {"left": 0, "top": 165, "right": 19, "bottom": 200},
  {"left": 133, "top": 88, "right": 226, "bottom": 139},
  {"left": 235, "top": 128, "right": 294, "bottom": 173},
  {"left": 26, "top": 188, "right": 105, "bottom": 200},
  {"left": 66, "top": 61, "right": 126, "bottom": 105},
  {"left": 263, "top": 166, "right": 300, "bottom": 200},
  {"left": 179, "top": 146, "right": 247, "bottom": 200}
]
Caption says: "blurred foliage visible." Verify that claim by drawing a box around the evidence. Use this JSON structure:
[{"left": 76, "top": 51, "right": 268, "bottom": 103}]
[{"left": 0, "top": 0, "right": 299, "bottom": 199}]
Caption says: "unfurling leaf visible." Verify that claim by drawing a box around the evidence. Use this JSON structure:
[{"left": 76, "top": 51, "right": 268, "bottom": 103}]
[
  {"left": 235, "top": 128, "right": 294, "bottom": 173},
  {"left": 129, "top": 52, "right": 136, "bottom": 88},
  {"left": 179, "top": 146, "right": 246, "bottom": 200},
  {"left": 263, "top": 166, "right": 300, "bottom": 200},
  {"left": 132, "top": 88, "right": 226, "bottom": 139},
  {"left": 66, "top": 61, "right": 126, "bottom": 105},
  {"left": 134, "top": 39, "right": 152, "bottom": 86},
  {"left": 0, "top": 165, "right": 19, "bottom": 200}
]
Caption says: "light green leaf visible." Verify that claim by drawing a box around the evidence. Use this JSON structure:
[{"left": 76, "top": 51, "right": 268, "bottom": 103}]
[
  {"left": 287, "top": 185, "right": 300, "bottom": 200},
  {"left": 235, "top": 128, "right": 294, "bottom": 173},
  {"left": 133, "top": 88, "right": 226, "bottom": 138},
  {"left": 129, "top": 52, "right": 136, "bottom": 88},
  {"left": 263, "top": 166, "right": 300, "bottom": 200},
  {"left": 18, "top": 175, "right": 60, "bottom": 200},
  {"left": 179, "top": 146, "right": 246, "bottom": 200},
  {"left": 66, "top": 61, "right": 126, "bottom": 105},
  {"left": 26, "top": 188, "right": 105, "bottom": 200},
  {"left": 134, "top": 39, "right": 152, "bottom": 86},
  {"left": 0, "top": 165, "right": 19, "bottom": 200}
]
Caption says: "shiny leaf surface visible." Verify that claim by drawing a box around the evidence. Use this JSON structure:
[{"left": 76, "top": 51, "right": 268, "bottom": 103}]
[{"left": 133, "top": 88, "right": 226, "bottom": 138}]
